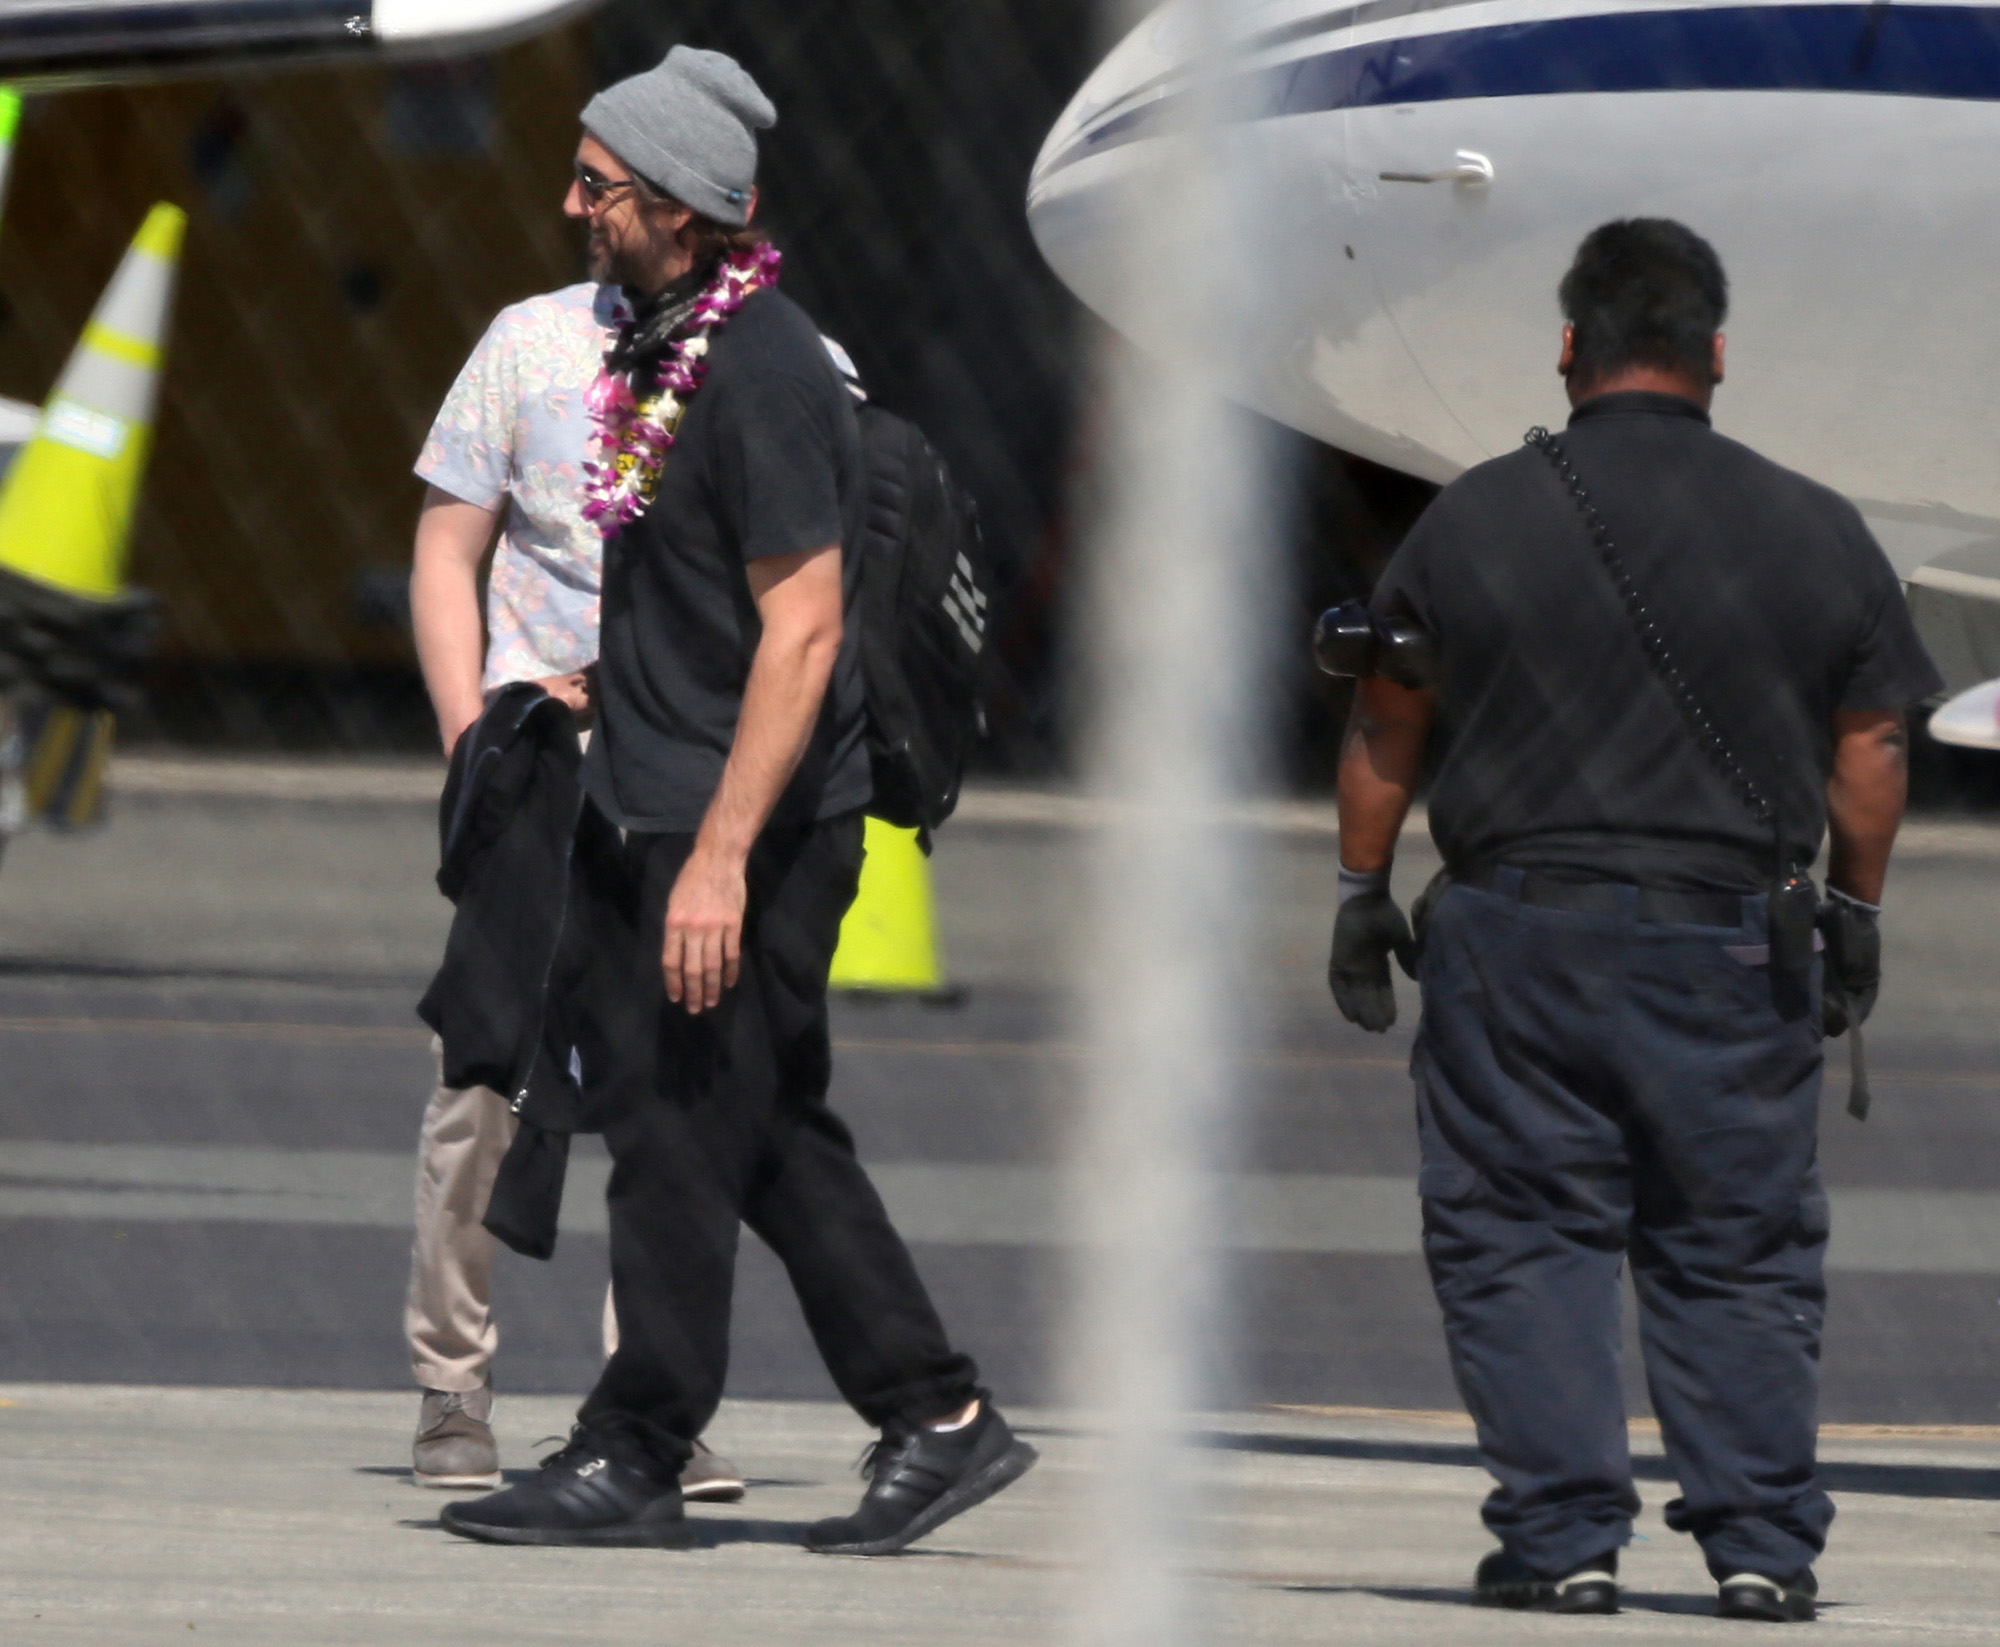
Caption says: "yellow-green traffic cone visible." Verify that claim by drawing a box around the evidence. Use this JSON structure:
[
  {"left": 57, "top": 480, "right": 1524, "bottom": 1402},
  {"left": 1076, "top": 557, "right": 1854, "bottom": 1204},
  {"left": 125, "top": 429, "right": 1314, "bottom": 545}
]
[
  {"left": 829, "top": 816, "right": 958, "bottom": 999},
  {"left": 0, "top": 202, "right": 185, "bottom": 600},
  {"left": 0, "top": 89, "right": 21, "bottom": 237},
  {"left": 0, "top": 203, "right": 182, "bottom": 831}
]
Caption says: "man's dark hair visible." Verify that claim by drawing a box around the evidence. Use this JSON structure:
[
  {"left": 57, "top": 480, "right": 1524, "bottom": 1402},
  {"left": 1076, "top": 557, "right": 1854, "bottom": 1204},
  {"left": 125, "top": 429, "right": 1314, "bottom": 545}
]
[
  {"left": 1558, "top": 219, "right": 1728, "bottom": 389},
  {"left": 630, "top": 171, "right": 767, "bottom": 270}
]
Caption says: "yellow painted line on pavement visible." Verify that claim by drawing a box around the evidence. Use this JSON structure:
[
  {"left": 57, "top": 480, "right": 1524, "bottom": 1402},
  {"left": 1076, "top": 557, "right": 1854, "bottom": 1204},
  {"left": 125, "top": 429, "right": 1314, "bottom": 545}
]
[
  {"left": 0, "top": 1017, "right": 1407, "bottom": 1071},
  {"left": 0, "top": 1016, "right": 1990, "bottom": 1088},
  {"left": 832, "top": 1035, "right": 1408, "bottom": 1071},
  {"left": 0, "top": 1016, "right": 425, "bottom": 1046},
  {"left": 1268, "top": 1403, "right": 2000, "bottom": 1442}
]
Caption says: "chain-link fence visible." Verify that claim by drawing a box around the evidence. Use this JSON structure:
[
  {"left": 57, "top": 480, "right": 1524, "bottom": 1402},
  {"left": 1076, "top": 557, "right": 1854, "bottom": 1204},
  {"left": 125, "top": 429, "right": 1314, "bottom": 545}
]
[{"left": 0, "top": 1, "right": 1434, "bottom": 778}]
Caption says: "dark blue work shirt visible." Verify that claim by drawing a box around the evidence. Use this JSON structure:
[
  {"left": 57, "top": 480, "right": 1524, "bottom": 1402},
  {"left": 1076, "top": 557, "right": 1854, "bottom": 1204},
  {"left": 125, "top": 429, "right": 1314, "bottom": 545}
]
[{"left": 1372, "top": 391, "right": 1942, "bottom": 890}]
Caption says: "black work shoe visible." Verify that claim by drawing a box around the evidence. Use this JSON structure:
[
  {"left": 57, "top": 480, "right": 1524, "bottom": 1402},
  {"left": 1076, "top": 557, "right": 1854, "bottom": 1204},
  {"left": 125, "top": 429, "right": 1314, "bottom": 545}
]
[
  {"left": 439, "top": 1431, "right": 692, "bottom": 1548},
  {"left": 1718, "top": 1569, "right": 1817, "bottom": 1622},
  {"left": 804, "top": 1402, "right": 1037, "bottom": 1556},
  {"left": 1474, "top": 1547, "right": 1621, "bottom": 1614}
]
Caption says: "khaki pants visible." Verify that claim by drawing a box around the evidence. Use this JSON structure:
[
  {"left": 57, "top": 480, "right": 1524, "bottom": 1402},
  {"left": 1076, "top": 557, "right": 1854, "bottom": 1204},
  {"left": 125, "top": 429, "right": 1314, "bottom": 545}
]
[{"left": 404, "top": 1040, "right": 617, "bottom": 1392}]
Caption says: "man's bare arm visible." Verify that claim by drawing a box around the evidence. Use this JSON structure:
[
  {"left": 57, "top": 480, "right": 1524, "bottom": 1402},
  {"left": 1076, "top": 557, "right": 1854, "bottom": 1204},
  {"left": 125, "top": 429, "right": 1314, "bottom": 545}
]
[
  {"left": 664, "top": 543, "right": 845, "bottom": 1013},
  {"left": 409, "top": 487, "right": 500, "bottom": 755},
  {"left": 409, "top": 486, "right": 597, "bottom": 755},
  {"left": 1825, "top": 707, "right": 1909, "bottom": 905},
  {"left": 1336, "top": 676, "right": 1436, "bottom": 874}
]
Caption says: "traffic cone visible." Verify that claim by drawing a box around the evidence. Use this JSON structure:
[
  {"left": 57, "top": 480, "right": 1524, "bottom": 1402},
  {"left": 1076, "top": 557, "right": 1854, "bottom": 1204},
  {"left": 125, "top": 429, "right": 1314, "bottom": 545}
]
[
  {"left": 829, "top": 816, "right": 959, "bottom": 1000},
  {"left": 0, "top": 89, "right": 21, "bottom": 235},
  {"left": 0, "top": 202, "right": 185, "bottom": 598},
  {"left": 0, "top": 203, "right": 181, "bottom": 831}
]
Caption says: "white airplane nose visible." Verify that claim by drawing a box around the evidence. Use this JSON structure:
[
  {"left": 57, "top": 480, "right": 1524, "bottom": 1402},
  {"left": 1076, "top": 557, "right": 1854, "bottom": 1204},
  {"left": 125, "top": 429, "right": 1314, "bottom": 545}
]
[
  {"left": 0, "top": 0, "right": 606, "bottom": 85},
  {"left": 1929, "top": 680, "right": 2000, "bottom": 752},
  {"left": 372, "top": 0, "right": 601, "bottom": 48}
]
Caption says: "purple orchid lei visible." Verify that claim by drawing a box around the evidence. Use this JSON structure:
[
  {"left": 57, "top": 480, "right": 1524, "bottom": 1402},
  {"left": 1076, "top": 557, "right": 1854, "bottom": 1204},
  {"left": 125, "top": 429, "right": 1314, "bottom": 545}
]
[{"left": 582, "top": 241, "right": 784, "bottom": 531}]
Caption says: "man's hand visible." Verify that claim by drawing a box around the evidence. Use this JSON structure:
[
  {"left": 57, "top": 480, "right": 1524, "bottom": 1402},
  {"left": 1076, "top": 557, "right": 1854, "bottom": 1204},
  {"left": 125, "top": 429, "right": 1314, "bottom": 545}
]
[
  {"left": 531, "top": 665, "right": 596, "bottom": 726},
  {"left": 1329, "top": 891, "right": 1418, "bottom": 1033},
  {"left": 1819, "top": 888, "right": 1882, "bottom": 1037},
  {"left": 1332, "top": 673, "right": 1433, "bottom": 1031},
  {"left": 666, "top": 544, "right": 844, "bottom": 1015},
  {"left": 663, "top": 844, "right": 748, "bottom": 1013}
]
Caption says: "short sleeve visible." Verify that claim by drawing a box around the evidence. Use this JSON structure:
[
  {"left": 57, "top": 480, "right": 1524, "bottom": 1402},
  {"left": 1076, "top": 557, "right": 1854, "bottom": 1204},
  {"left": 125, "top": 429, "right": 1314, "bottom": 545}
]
[
  {"left": 1842, "top": 561, "right": 1945, "bottom": 710},
  {"left": 416, "top": 312, "right": 519, "bottom": 510},
  {"left": 708, "top": 368, "right": 845, "bottom": 562},
  {"left": 1370, "top": 506, "right": 1442, "bottom": 631}
]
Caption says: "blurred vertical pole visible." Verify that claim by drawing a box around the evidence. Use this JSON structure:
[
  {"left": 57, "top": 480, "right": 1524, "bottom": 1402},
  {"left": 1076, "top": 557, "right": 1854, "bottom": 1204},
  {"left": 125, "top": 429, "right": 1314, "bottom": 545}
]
[{"left": 1067, "top": 1, "right": 1273, "bottom": 1643}]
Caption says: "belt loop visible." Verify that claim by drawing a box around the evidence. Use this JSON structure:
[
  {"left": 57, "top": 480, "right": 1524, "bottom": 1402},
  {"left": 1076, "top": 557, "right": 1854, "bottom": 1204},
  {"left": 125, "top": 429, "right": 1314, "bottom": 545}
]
[
  {"left": 1739, "top": 891, "right": 1760, "bottom": 934},
  {"left": 1495, "top": 865, "right": 1526, "bottom": 900},
  {"left": 1614, "top": 881, "right": 1639, "bottom": 926}
]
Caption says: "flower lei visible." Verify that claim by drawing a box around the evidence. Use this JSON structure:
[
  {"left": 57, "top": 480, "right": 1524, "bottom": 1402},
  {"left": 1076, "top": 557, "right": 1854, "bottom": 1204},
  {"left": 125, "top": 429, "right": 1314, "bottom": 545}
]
[{"left": 582, "top": 242, "right": 784, "bottom": 530}]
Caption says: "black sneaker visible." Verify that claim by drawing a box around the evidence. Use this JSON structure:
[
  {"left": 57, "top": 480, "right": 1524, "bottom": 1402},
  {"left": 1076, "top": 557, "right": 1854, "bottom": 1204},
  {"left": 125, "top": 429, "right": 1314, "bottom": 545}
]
[
  {"left": 1474, "top": 1547, "right": 1620, "bottom": 1614},
  {"left": 1718, "top": 1569, "right": 1817, "bottom": 1622},
  {"left": 804, "top": 1403, "right": 1037, "bottom": 1556},
  {"left": 439, "top": 1430, "right": 692, "bottom": 1548}
]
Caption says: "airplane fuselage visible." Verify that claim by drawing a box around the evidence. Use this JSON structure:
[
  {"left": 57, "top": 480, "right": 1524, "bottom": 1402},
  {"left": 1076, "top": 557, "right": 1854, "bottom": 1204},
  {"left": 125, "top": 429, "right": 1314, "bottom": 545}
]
[{"left": 1028, "top": 0, "right": 2000, "bottom": 581}]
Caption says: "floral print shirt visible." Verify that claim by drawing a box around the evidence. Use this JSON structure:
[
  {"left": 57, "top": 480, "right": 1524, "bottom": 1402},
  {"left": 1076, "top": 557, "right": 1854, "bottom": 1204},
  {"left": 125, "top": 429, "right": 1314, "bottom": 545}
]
[{"left": 416, "top": 282, "right": 629, "bottom": 691}]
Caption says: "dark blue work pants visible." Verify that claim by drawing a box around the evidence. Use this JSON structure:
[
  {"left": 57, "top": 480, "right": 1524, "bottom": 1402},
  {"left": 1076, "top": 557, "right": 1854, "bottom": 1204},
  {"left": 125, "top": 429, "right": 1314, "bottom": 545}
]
[{"left": 1414, "top": 871, "right": 1833, "bottom": 1582}]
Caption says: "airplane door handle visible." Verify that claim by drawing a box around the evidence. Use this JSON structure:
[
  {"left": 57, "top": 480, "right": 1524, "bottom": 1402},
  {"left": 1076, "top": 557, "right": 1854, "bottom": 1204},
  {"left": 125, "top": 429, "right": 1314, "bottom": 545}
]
[{"left": 1379, "top": 150, "right": 1494, "bottom": 186}]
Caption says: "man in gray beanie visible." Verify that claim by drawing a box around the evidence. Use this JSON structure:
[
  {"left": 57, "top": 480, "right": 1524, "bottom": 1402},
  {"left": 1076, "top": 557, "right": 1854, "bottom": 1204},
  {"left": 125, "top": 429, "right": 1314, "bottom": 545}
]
[
  {"left": 581, "top": 44, "right": 771, "bottom": 229},
  {"left": 438, "top": 46, "right": 1034, "bottom": 1557}
]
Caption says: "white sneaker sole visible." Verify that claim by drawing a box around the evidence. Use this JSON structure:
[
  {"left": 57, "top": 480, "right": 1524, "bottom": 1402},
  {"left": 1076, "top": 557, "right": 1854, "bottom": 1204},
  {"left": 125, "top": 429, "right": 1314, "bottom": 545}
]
[{"left": 414, "top": 1469, "right": 503, "bottom": 1489}]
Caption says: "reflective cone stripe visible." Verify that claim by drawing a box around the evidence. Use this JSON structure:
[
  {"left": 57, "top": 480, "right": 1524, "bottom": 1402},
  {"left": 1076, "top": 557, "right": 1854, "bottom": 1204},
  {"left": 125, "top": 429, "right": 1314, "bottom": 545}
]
[
  {"left": 829, "top": 816, "right": 947, "bottom": 993},
  {"left": 0, "top": 202, "right": 184, "bottom": 599}
]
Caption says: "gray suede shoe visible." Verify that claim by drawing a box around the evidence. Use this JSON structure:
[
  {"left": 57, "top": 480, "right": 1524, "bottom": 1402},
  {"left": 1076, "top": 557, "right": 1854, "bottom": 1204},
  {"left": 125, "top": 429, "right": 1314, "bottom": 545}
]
[
  {"left": 682, "top": 1438, "right": 747, "bottom": 1503},
  {"left": 413, "top": 1385, "right": 501, "bottom": 1489}
]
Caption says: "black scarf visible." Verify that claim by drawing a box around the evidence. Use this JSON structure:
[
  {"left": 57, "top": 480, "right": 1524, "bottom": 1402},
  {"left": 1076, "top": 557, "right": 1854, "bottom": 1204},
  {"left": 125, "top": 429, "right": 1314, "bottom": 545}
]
[{"left": 605, "top": 261, "right": 712, "bottom": 374}]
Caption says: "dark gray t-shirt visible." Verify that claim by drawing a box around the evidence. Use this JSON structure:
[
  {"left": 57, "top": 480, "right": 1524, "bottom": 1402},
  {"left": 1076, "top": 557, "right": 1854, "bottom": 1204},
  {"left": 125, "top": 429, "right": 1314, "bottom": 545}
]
[
  {"left": 583, "top": 286, "right": 872, "bottom": 834},
  {"left": 1372, "top": 392, "right": 1942, "bottom": 890}
]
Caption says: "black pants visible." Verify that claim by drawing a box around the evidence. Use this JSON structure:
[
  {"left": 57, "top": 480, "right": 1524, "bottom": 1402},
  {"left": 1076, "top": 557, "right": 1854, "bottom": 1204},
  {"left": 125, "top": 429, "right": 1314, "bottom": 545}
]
[
  {"left": 1415, "top": 870, "right": 1833, "bottom": 1583},
  {"left": 575, "top": 807, "right": 979, "bottom": 1473}
]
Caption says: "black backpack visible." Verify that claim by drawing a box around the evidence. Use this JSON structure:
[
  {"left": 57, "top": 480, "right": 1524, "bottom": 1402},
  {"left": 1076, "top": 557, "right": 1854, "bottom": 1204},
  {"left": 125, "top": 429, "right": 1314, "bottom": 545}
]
[{"left": 850, "top": 404, "right": 991, "bottom": 840}]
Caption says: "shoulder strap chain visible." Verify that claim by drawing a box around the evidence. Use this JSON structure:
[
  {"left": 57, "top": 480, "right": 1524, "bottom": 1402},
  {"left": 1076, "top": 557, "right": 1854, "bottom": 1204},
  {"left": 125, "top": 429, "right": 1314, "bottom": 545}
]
[{"left": 1523, "top": 426, "right": 1786, "bottom": 866}]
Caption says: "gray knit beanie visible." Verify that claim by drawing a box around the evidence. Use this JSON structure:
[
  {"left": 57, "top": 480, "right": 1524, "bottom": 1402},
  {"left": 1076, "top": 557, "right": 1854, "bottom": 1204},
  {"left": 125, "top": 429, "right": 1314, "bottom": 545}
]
[{"left": 581, "top": 46, "right": 776, "bottom": 228}]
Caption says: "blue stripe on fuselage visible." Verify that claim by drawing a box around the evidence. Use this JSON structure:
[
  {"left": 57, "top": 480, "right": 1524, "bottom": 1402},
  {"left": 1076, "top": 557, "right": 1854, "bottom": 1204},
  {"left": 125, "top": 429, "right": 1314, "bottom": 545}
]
[{"left": 1046, "top": 5, "right": 2000, "bottom": 177}]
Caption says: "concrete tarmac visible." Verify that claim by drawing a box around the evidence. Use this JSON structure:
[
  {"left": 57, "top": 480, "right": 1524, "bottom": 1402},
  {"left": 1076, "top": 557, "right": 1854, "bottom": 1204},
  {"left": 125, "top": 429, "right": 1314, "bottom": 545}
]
[
  {"left": 4, "top": 1386, "right": 1999, "bottom": 1644},
  {"left": 4, "top": 760, "right": 2000, "bottom": 1642},
  {"left": 5, "top": 763, "right": 2000, "bottom": 1419}
]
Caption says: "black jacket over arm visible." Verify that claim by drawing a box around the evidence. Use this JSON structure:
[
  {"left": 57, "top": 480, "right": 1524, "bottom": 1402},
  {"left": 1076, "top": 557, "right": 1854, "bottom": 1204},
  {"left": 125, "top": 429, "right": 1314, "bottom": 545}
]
[{"left": 417, "top": 683, "right": 629, "bottom": 1258}]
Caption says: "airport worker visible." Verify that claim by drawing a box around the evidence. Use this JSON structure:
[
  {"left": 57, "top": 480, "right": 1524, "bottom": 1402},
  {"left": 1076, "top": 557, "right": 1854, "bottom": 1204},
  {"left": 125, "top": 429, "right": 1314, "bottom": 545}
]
[
  {"left": 437, "top": 45, "right": 1034, "bottom": 1553},
  {"left": 403, "top": 167, "right": 742, "bottom": 1503},
  {"left": 1328, "top": 219, "right": 1939, "bottom": 1623}
]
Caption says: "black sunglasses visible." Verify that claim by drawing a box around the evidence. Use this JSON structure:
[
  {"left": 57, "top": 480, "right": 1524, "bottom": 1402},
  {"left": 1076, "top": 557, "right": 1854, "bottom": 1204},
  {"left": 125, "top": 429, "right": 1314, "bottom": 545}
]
[{"left": 573, "top": 160, "right": 641, "bottom": 208}]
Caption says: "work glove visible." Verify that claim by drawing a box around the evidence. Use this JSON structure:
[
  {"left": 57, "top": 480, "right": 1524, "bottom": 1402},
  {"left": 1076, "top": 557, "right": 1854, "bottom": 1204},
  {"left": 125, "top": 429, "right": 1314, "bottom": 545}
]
[
  {"left": 1818, "top": 888, "right": 1882, "bottom": 1038},
  {"left": 1328, "top": 883, "right": 1418, "bottom": 1033}
]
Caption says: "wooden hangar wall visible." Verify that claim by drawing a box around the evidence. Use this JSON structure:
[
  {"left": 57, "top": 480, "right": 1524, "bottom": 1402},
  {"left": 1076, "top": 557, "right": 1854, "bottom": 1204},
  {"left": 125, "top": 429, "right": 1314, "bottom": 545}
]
[
  {"left": 0, "top": 3, "right": 1104, "bottom": 752},
  {"left": 0, "top": 33, "right": 595, "bottom": 743},
  {"left": 0, "top": 1, "right": 1431, "bottom": 770}
]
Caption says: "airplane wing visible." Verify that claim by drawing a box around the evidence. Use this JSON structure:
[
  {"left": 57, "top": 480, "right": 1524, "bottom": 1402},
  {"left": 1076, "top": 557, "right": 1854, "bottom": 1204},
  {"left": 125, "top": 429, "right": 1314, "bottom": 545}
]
[
  {"left": 1930, "top": 678, "right": 2000, "bottom": 751},
  {"left": 1906, "top": 544, "right": 2000, "bottom": 704},
  {"left": 0, "top": 0, "right": 603, "bottom": 85}
]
